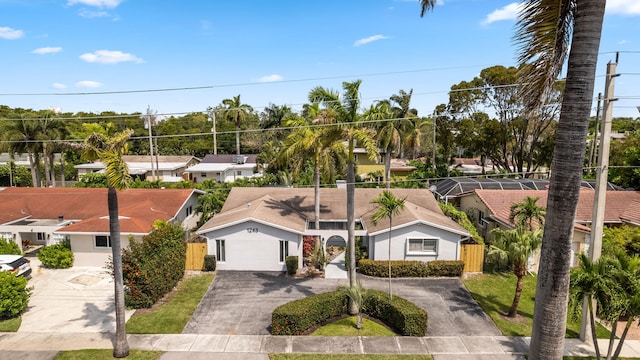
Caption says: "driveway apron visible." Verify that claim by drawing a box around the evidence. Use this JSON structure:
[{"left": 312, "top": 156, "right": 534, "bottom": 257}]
[{"left": 184, "top": 271, "right": 500, "bottom": 336}]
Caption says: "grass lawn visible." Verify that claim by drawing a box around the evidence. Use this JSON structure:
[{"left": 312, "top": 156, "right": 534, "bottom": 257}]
[
  {"left": 55, "top": 349, "right": 162, "bottom": 360},
  {"left": 463, "top": 272, "right": 610, "bottom": 338},
  {"left": 0, "top": 316, "right": 21, "bottom": 332},
  {"left": 270, "top": 355, "right": 432, "bottom": 360},
  {"left": 126, "top": 273, "right": 214, "bottom": 334},
  {"left": 310, "top": 316, "right": 396, "bottom": 336}
]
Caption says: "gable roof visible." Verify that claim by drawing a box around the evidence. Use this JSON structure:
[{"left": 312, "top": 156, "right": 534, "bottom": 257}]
[
  {"left": 198, "top": 188, "right": 469, "bottom": 237},
  {"left": 200, "top": 154, "right": 258, "bottom": 164},
  {"left": 469, "top": 189, "right": 640, "bottom": 229},
  {"left": 75, "top": 155, "right": 198, "bottom": 172},
  {"left": 0, "top": 187, "right": 198, "bottom": 234}
]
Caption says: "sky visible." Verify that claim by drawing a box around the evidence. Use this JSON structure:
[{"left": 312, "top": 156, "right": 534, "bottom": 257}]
[{"left": 1, "top": 0, "right": 639, "bottom": 120}]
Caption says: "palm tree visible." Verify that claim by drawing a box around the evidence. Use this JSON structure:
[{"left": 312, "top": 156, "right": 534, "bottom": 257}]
[
  {"left": 309, "top": 80, "right": 378, "bottom": 314},
  {"left": 511, "top": 1, "right": 607, "bottom": 357},
  {"left": 509, "top": 196, "right": 546, "bottom": 231},
  {"left": 338, "top": 280, "right": 369, "bottom": 330},
  {"left": 488, "top": 227, "right": 542, "bottom": 318},
  {"left": 82, "top": 130, "right": 133, "bottom": 358},
  {"left": 569, "top": 252, "right": 640, "bottom": 360},
  {"left": 222, "top": 95, "right": 254, "bottom": 155},
  {"left": 364, "top": 101, "right": 394, "bottom": 188},
  {"left": 1, "top": 117, "right": 42, "bottom": 187},
  {"left": 371, "top": 190, "right": 406, "bottom": 299}
]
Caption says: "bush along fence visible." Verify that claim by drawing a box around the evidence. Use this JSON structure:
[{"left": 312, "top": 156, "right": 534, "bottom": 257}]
[
  {"left": 358, "top": 259, "right": 464, "bottom": 278},
  {"left": 271, "top": 289, "right": 427, "bottom": 336}
]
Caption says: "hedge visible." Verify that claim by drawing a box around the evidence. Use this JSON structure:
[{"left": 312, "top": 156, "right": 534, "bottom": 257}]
[
  {"left": 38, "top": 240, "right": 74, "bottom": 269},
  {"left": 271, "top": 289, "right": 427, "bottom": 336},
  {"left": 204, "top": 255, "right": 216, "bottom": 271},
  {"left": 285, "top": 256, "right": 298, "bottom": 275},
  {"left": 122, "top": 222, "right": 187, "bottom": 308},
  {"left": 358, "top": 259, "right": 464, "bottom": 277},
  {"left": 0, "top": 238, "right": 21, "bottom": 255},
  {"left": 0, "top": 271, "right": 31, "bottom": 318},
  {"left": 438, "top": 202, "right": 483, "bottom": 244}
]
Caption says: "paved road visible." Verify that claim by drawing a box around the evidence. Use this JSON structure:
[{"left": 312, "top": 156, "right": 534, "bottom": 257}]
[{"left": 183, "top": 271, "right": 500, "bottom": 336}]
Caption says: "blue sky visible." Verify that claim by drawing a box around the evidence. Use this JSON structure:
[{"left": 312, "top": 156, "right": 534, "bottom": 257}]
[{"left": 1, "top": 0, "right": 639, "bottom": 119}]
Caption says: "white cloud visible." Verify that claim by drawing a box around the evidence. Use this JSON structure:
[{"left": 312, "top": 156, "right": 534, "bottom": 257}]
[
  {"left": 32, "top": 46, "right": 62, "bottom": 54},
  {"left": 79, "top": 50, "right": 143, "bottom": 64},
  {"left": 618, "top": 39, "right": 631, "bottom": 45},
  {"left": 0, "top": 26, "right": 24, "bottom": 40},
  {"left": 75, "top": 80, "right": 103, "bottom": 88},
  {"left": 67, "top": 0, "right": 122, "bottom": 8},
  {"left": 353, "top": 34, "right": 390, "bottom": 47},
  {"left": 607, "top": 0, "right": 640, "bottom": 15},
  {"left": 258, "top": 74, "right": 283, "bottom": 83},
  {"left": 79, "top": 9, "right": 110, "bottom": 18},
  {"left": 52, "top": 83, "right": 67, "bottom": 89},
  {"left": 482, "top": 2, "right": 521, "bottom": 25}
]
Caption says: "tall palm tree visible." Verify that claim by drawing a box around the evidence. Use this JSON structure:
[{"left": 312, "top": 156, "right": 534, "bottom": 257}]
[
  {"left": 310, "top": 80, "right": 378, "bottom": 314},
  {"left": 363, "top": 101, "right": 394, "bottom": 188},
  {"left": 222, "top": 95, "right": 254, "bottom": 155},
  {"left": 371, "top": 190, "right": 406, "bottom": 299},
  {"left": 488, "top": 227, "right": 542, "bottom": 317},
  {"left": 82, "top": 130, "right": 133, "bottom": 358},
  {"left": 509, "top": 196, "right": 546, "bottom": 231},
  {"left": 1, "top": 117, "right": 42, "bottom": 187},
  {"left": 511, "top": 1, "right": 607, "bottom": 357}
]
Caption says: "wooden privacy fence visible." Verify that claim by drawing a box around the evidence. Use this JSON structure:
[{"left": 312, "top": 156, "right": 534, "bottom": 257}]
[
  {"left": 186, "top": 242, "right": 207, "bottom": 270},
  {"left": 460, "top": 243, "right": 484, "bottom": 273}
]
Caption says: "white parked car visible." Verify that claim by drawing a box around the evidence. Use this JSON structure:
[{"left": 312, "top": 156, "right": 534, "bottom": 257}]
[{"left": 0, "top": 255, "right": 32, "bottom": 278}]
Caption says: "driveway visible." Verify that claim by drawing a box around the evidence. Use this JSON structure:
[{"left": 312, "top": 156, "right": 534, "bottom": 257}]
[
  {"left": 19, "top": 258, "right": 134, "bottom": 333},
  {"left": 183, "top": 271, "right": 500, "bottom": 336}
]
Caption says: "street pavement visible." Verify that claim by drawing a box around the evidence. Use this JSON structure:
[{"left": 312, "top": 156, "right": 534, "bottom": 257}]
[{"left": 2, "top": 332, "right": 640, "bottom": 359}]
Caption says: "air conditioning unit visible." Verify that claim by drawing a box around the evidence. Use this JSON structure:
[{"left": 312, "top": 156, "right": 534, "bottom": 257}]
[{"left": 232, "top": 155, "right": 246, "bottom": 164}]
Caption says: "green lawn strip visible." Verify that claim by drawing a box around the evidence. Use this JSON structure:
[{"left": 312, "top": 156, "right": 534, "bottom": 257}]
[
  {"left": 0, "top": 316, "right": 21, "bottom": 332},
  {"left": 563, "top": 357, "right": 640, "bottom": 360},
  {"left": 55, "top": 349, "right": 162, "bottom": 360},
  {"left": 463, "top": 272, "right": 610, "bottom": 338},
  {"left": 126, "top": 273, "right": 215, "bottom": 334},
  {"left": 270, "top": 355, "right": 432, "bottom": 360},
  {"left": 310, "top": 316, "right": 396, "bottom": 336}
]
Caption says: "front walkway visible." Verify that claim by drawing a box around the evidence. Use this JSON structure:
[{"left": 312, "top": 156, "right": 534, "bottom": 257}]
[
  {"left": 2, "top": 332, "right": 640, "bottom": 358},
  {"left": 324, "top": 252, "right": 347, "bottom": 279}
]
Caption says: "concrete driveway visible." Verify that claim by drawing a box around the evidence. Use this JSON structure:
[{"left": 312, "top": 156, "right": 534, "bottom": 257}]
[
  {"left": 19, "top": 258, "right": 133, "bottom": 333},
  {"left": 183, "top": 271, "right": 500, "bottom": 336}
]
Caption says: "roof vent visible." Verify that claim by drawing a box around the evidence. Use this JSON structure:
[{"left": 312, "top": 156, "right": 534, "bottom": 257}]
[{"left": 58, "top": 215, "right": 64, "bottom": 222}]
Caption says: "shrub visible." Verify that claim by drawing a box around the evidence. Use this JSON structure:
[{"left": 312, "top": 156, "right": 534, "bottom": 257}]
[
  {"left": 358, "top": 259, "right": 429, "bottom": 277},
  {"left": 271, "top": 290, "right": 347, "bottom": 335},
  {"left": 0, "top": 271, "right": 31, "bottom": 318},
  {"left": 271, "top": 289, "right": 428, "bottom": 336},
  {"left": 427, "top": 260, "right": 464, "bottom": 277},
  {"left": 0, "top": 238, "right": 21, "bottom": 255},
  {"left": 203, "top": 255, "right": 216, "bottom": 271},
  {"left": 122, "top": 222, "right": 187, "bottom": 308},
  {"left": 285, "top": 256, "right": 298, "bottom": 275},
  {"left": 363, "top": 290, "right": 428, "bottom": 336},
  {"left": 439, "top": 202, "right": 483, "bottom": 244},
  {"left": 37, "top": 241, "right": 73, "bottom": 269}
]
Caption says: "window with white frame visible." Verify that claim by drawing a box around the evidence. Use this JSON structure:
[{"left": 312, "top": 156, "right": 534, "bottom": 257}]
[
  {"left": 407, "top": 238, "right": 438, "bottom": 255},
  {"left": 236, "top": 170, "right": 242, "bottom": 176},
  {"left": 95, "top": 235, "right": 112, "bottom": 248},
  {"left": 216, "top": 239, "right": 226, "bottom": 262},
  {"left": 186, "top": 205, "right": 193, "bottom": 217},
  {"left": 279, "top": 240, "right": 288, "bottom": 263}
]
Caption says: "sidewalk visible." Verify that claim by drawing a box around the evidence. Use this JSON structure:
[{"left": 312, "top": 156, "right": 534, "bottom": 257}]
[
  {"left": 324, "top": 252, "right": 347, "bottom": 279},
  {"left": 3, "top": 333, "right": 640, "bottom": 358}
]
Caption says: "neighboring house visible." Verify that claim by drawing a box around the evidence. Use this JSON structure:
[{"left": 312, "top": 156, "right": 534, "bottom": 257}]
[
  {"left": 354, "top": 148, "right": 385, "bottom": 178},
  {"left": 458, "top": 189, "right": 640, "bottom": 268},
  {"left": 197, "top": 188, "right": 471, "bottom": 272},
  {"left": 0, "top": 187, "right": 202, "bottom": 266},
  {"left": 75, "top": 155, "right": 200, "bottom": 183},
  {"left": 449, "top": 158, "right": 495, "bottom": 176},
  {"left": 184, "top": 154, "right": 261, "bottom": 183}
]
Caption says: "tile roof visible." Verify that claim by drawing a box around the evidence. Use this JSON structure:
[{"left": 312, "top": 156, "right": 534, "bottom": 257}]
[
  {"left": 0, "top": 187, "right": 197, "bottom": 234},
  {"left": 469, "top": 189, "right": 640, "bottom": 230},
  {"left": 199, "top": 187, "right": 468, "bottom": 236}
]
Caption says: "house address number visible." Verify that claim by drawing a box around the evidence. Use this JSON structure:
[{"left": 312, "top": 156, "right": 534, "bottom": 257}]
[{"left": 247, "top": 227, "right": 259, "bottom": 233}]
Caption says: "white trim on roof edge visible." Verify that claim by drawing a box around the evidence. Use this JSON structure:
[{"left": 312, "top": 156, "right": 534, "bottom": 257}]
[{"left": 196, "top": 217, "right": 306, "bottom": 236}]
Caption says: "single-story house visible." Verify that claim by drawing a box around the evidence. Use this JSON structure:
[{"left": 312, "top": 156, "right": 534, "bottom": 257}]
[
  {"left": 0, "top": 187, "right": 202, "bottom": 266},
  {"left": 197, "top": 188, "right": 471, "bottom": 272},
  {"left": 458, "top": 189, "right": 640, "bottom": 268},
  {"left": 75, "top": 155, "right": 200, "bottom": 183},
  {"left": 184, "top": 154, "right": 261, "bottom": 183}
]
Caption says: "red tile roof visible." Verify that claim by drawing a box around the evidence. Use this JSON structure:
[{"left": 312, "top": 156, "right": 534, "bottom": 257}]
[
  {"left": 0, "top": 187, "right": 197, "bottom": 234},
  {"left": 470, "top": 189, "right": 640, "bottom": 230}
]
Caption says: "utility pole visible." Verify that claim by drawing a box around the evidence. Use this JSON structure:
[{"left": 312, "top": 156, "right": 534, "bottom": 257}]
[
  {"left": 146, "top": 106, "right": 156, "bottom": 180},
  {"left": 588, "top": 93, "right": 602, "bottom": 173},
  {"left": 210, "top": 111, "right": 218, "bottom": 155},
  {"left": 580, "top": 58, "right": 619, "bottom": 341},
  {"left": 432, "top": 117, "right": 436, "bottom": 169}
]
